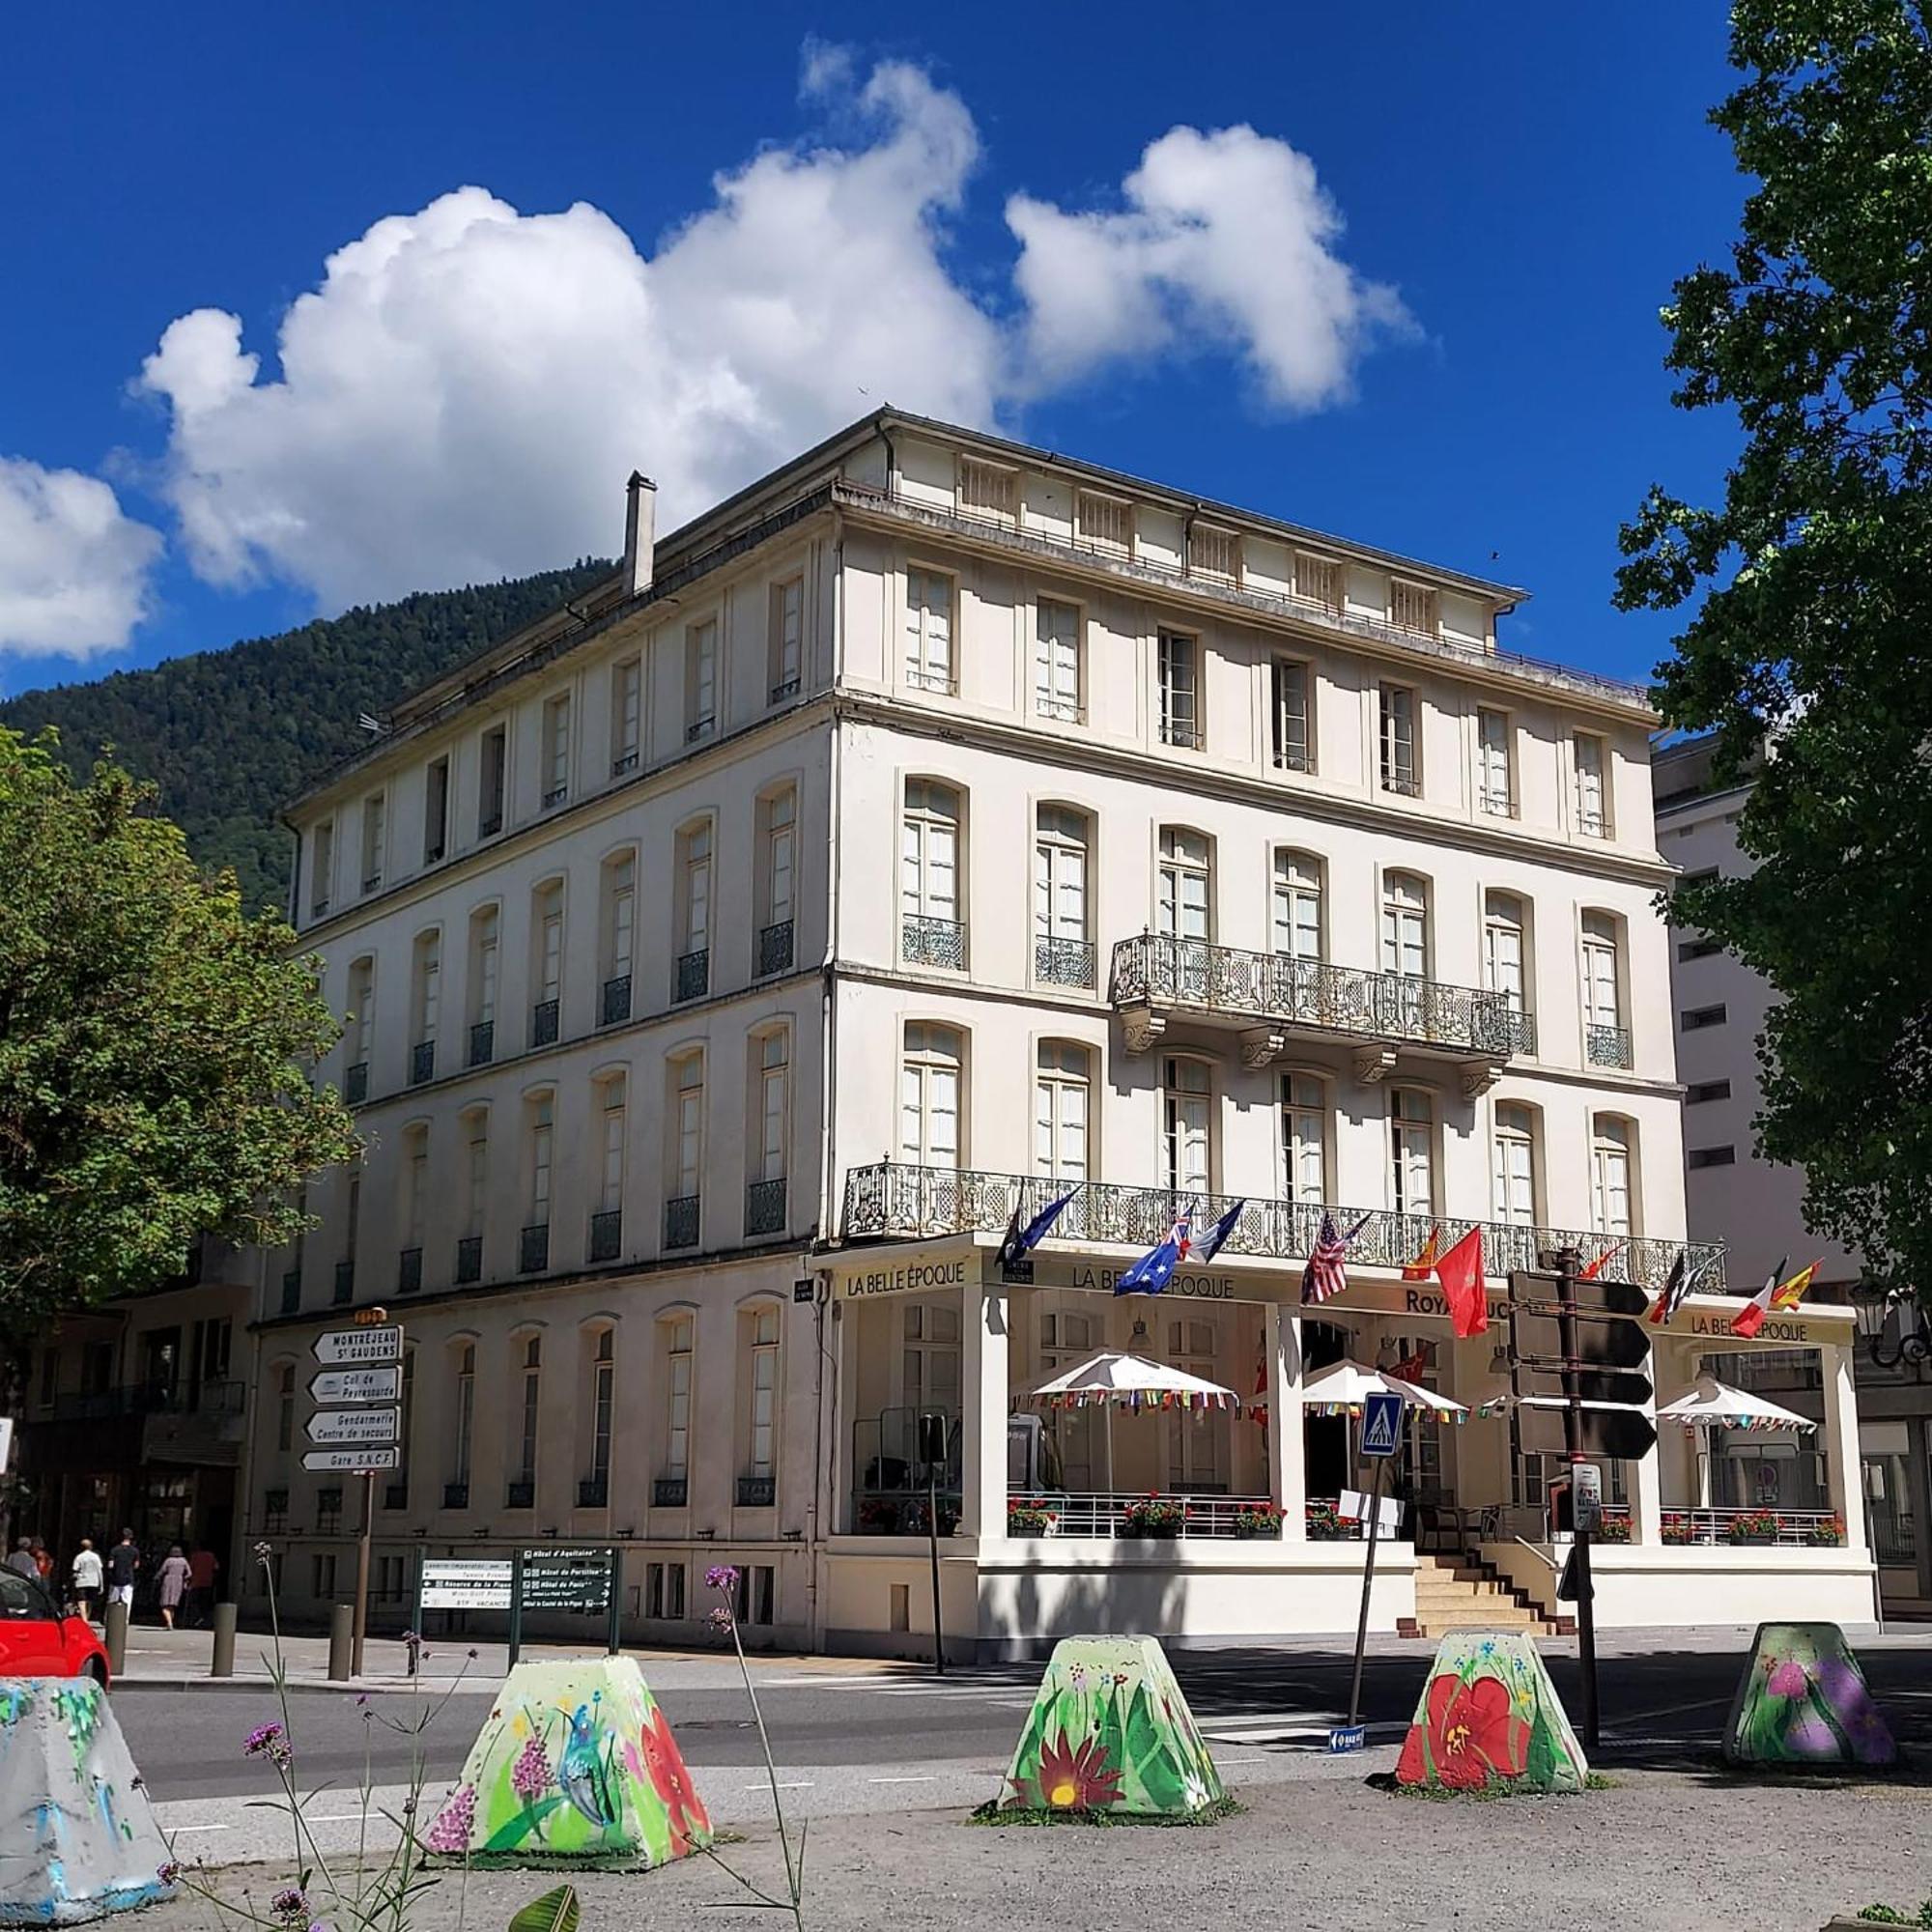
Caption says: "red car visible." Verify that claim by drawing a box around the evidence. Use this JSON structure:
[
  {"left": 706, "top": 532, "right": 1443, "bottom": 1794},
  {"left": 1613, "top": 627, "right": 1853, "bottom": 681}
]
[{"left": 0, "top": 1568, "right": 111, "bottom": 1685}]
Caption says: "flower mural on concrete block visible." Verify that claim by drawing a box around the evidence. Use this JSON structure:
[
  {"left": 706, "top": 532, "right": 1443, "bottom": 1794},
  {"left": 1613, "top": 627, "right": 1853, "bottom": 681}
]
[
  {"left": 425, "top": 1658, "right": 713, "bottom": 1868},
  {"left": 999, "top": 1636, "right": 1224, "bottom": 1817},
  {"left": 1723, "top": 1623, "right": 1897, "bottom": 1769},
  {"left": 1394, "top": 1630, "right": 1587, "bottom": 1795}
]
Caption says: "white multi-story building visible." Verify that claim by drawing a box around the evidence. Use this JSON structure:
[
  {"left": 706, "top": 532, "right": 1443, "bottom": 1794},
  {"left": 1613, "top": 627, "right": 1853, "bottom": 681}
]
[
  {"left": 246, "top": 412, "right": 1874, "bottom": 1654},
  {"left": 1656, "top": 736, "right": 1928, "bottom": 1615}
]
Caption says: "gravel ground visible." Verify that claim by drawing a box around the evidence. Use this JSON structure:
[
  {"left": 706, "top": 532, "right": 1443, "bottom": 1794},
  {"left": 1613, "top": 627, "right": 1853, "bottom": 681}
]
[{"left": 156, "top": 1766, "right": 1931, "bottom": 1932}]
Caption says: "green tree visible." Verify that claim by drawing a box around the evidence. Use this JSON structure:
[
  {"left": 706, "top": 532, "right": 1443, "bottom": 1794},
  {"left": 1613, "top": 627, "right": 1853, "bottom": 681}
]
[
  {"left": 0, "top": 729, "right": 358, "bottom": 1326},
  {"left": 1617, "top": 0, "right": 1932, "bottom": 1297}
]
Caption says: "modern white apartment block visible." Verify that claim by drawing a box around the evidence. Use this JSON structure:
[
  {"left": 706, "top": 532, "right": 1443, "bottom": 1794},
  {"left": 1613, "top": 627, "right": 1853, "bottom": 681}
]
[
  {"left": 1656, "top": 736, "right": 1927, "bottom": 1613},
  {"left": 247, "top": 413, "right": 1874, "bottom": 1653}
]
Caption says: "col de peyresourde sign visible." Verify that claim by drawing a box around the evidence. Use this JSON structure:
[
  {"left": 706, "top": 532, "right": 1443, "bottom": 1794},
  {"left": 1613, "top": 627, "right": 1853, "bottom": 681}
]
[{"left": 309, "top": 1366, "right": 402, "bottom": 1404}]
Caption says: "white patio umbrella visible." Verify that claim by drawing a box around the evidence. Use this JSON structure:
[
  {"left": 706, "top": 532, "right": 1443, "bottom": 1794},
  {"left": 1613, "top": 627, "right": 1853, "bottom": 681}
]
[
  {"left": 1026, "top": 1350, "right": 1241, "bottom": 1495},
  {"left": 1656, "top": 1375, "right": 1817, "bottom": 1432},
  {"left": 1298, "top": 1359, "right": 1470, "bottom": 1421}
]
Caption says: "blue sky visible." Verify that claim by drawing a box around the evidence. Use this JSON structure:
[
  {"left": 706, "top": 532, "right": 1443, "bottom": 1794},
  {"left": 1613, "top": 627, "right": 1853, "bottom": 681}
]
[{"left": 0, "top": 3, "right": 1741, "bottom": 695}]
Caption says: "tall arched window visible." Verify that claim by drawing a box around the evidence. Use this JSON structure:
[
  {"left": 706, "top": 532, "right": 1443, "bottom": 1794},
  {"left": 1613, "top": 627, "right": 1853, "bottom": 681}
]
[
  {"left": 1389, "top": 1088, "right": 1434, "bottom": 1216},
  {"left": 509, "top": 1335, "right": 540, "bottom": 1504},
  {"left": 1162, "top": 1057, "right": 1212, "bottom": 1193},
  {"left": 739, "top": 1305, "right": 781, "bottom": 1498},
  {"left": 1592, "top": 1116, "right": 1634, "bottom": 1236},
  {"left": 529, "top": 881, "right": 564, "bottom": 1045},
  {"left": 900, "top": 1024, "right": 963, "bottom": 1168},
  {"left": 1279, "top": 1072, "right": 1328, "bottom": 1203},
  {"left": 1581, "top": 912, "right": 1628, "bottom": 1066},
  {"left": 1034, "top": 806, "right": 1092, "bottom": 987},
  {"left": 1272, "top": 851, "right": 1322, "bottom": 961},
  {"left": 902, "top": 781, "right": 965, "bottom": 968},
  {"left": 449, "top": 1343, "right": 475, "bottom": 1501},
  {"left": 1484, "top": 892, "right": 1527, "bottom": 1013},
  {"left": 1157, "top": 830, "right": 1211, "bottom": 941},
  {"left": 1035, "top": 1042, "right": 1092, "bottom": 1182},
  {"left": 584, "top": 1328, "right": 615, "bottom": 1502},
  {"left": 1381, "top": 872, "right": 1428, "bottom": 979},
  {"left": 1492, "top": 1102, "right": 1537, "bottom": 1227}
]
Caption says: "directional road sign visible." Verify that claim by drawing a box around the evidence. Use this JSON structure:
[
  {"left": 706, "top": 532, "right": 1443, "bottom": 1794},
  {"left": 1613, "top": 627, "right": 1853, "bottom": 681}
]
[
  {"left": 1510, "top": 1308, "right": 1652, "bottom": 1369},
  {"left": 308, "top": 1366, "right": 402, "bottom": 1405},
  {"left": 1514, "top": 1398, "right": 1659, "bottom": 1461},
  {"left": 305, "top": 1405, "right": 400, "bottom": 1445},
  {"left": 313, "top": 1325, "right": 403, "bottom": 1367},
  {"left": 302, "top": 1446, "right": 401, "bottom": 1472},
  {"left": 1511, "top": 1362, "right": 1654, "bottom": 1406},
  {"left": 1360, "top": 1391, "right": 1405, "bottom": 1460}
]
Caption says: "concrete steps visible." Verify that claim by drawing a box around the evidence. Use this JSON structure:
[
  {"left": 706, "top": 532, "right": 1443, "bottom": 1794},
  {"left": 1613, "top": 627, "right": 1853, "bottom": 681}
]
[{"left": 1409, "top": 1553, "right": 1567, "bottom": 1638}]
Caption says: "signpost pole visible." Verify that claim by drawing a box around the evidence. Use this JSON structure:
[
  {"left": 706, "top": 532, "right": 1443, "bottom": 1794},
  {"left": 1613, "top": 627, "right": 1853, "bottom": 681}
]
[
  {"left": 508, "top": 1548, "right": 525, "bottom": 1669},
  {"left": 923, "top": 1411, "right": 945, "bottom": 1677},
  {"left": 1337, "top": 1389, "right": 1403, "bottom": 1748},
  {"left": 1556, "top": 1243, "right": 1600, "bottom": 1749},
  {"left": 351, "top": 1469, "right": 374, "bottom": 1679},
  {"left": 606, "top": 1548, "right": 623, "bottom": 1657},
  {"left": 1345, "top": 1452, "right": 1386, "bottom": 1732},
  {"left": 411, "top": 1549, "right": 424, "bottom": 1677}
]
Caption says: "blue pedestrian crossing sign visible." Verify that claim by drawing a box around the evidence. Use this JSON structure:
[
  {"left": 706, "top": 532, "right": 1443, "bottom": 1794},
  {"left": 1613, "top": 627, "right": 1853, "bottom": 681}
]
[{"left": 1360, "top": 1391, "right": 1405, "bottom": 1460}]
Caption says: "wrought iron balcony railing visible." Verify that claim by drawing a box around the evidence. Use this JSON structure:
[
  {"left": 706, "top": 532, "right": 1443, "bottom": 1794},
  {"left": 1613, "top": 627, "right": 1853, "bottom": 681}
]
[
  {"left": 758, "top": 920, "right": 795, "bottom": 978},
  {"left": 578, "top": 1477, "right": 610, "bottom": 1509},
  {"left": 520, "top": 1223, "right": 550, "bottom": 1273},
  {"left": 455, "top": 1236, "right": 483, "bottom": 1284},
  {"left": 1586, "top": 1023, "right": 1634, "bottom": 1069},
  {"left": 345, "top": 1062, "right": 369, "bottom": 1106},
  {"left": 1109, "top": 934, "right": 1533, "bottom": 1060},
  {"left": 665, "top": 1194, "right": 700, "bottom": 1251},
  {"left": 675, "top": 949, "right": 709, "bottom": 1003},
  {"left": 384, "top": 1483, "right": 409, "bottom": 1511},
  {"left": 441, "top": 1482, "right": 469, "bottom": 1510},
  {"left": 601, "top": 974, "right": 632, "bottom": 1026},
  {"left": 530, "top": 999, "right": 560, "bottom": 1047},
  {"left": 745, "top": 1177, "right": 787, "bottom": 1237},
  {"left": 468, "top": 1020, "right": 495, "bottom": 1067},
  {"left": 1035, "top": 935, "right": 1097, "bottom": 989},
  {"left": 653, "top": 1476, "right": 689, "bottom": 1508},
  {"left": 902, "top": 914, "right": 967, "bottom": 971},
  {"left": 410, "top": 1039, "right": 435, "bottom": 1086},
  {"left": 397, "top": 1246, "right": 422, "bottom": 1294},
  {"left": 736, "top": 1475, "right": 777, "bottom": 1508},
  {"left": 588, "top": 1208, "right": 622, "bottom": 1264},
  {"left": 838, "top": 1160, "right": 1724, "bottom": 1293},
  {"left": 505, "top": 1480, "right": 535, "bottom": 1510}
]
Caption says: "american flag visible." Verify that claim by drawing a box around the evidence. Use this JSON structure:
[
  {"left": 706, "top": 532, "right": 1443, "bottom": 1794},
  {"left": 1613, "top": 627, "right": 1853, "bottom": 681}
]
[{"left": 1299, "top": 1211, "right": 1352, "bottom": 1306}]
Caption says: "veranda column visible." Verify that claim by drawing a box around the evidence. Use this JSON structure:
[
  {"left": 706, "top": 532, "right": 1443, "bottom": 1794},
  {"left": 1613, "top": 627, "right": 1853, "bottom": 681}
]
[
  {"left": 1820, "top": 1341, "right": 1869, "bottom": 1554},
  {"left": 1631, "top": 1383, "right": 1664, "bottom": 1546},
  {"left": 1266, "top": 1301, "right": 1307, "bottom": 1541},
  {"left": 961, "top": 1277, "right": 1009, "bottom": 1540}
]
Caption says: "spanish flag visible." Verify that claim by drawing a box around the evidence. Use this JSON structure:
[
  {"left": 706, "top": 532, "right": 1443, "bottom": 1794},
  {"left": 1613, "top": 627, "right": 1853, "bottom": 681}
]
[
  {"left": 1402, "top": 1225, "right": 1442, "bottom": 1282},
  {"left": 1772, "top": 1260, "right": 1820, "bottom": 1312}
]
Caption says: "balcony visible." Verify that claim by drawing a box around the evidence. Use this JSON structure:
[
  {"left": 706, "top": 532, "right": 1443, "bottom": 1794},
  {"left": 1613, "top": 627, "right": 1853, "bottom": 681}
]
[
  {"left": 736, "top": 1475, "right": 777, "bottom": 1508},
  {"left": 838, "top": 1159, "right": 1725, "bottom": 1293},
  {"left": 1109, "top": 934, "right": 1533, "bottom": 1077},
  {"left": 612, "top": 750, "right": 639, "bottom": 777},
  {"left": 505, "top": 1480, "right": 535, "bottom": 1511},
  {"left": 578, "top": 1477, "right": 610, "bottom": 1509},
  {"left": 757, "top": 921, "right": 795, "bottom": 978},
  {"left": 46, "top": 1378, "right": 245, "bottom": 1424},
  {"left": 601, "top": 974, "right": 632, "bottom": 1026},
  {"left": 530, "top": 999, "right": 559, "bottom": 1047},
  {"left": 685, "top": 715, "right": 715, "bottom": 744},
  {"left": 675, "top": 950, "right": 709, "bottom": 1003},
  {"left": 280, "top": 1268, "right": 301, "bottom": 1315},
  {"left": 332, "top": 1260, "right": 355, "bottom": 1305},
  {"left": 770, "top": 676, "right": 801, "bottom": 704},
  {"left": 1035, "top": 935, "right": 1096, "bottom": 990},
  {"left": 588, "top": 1208, "right": 623, "bottom": 1264},
  {"left": 520, "top": 1223, "right": 550, "bottom": 1274},
  {"left": 455, "top": 1236, "right": 483, "bottom": 1284},
  {"left": 653, "top": 1477, "right": 689, "bottom": 1509},
  {"left": 1587, "top": 1023, "right": 1634, "bottom": 1070},
  {"left": 479, "top": 810, "right": 503, "bottom": 838},
  {"left": 665, "top": 1195, "right": 700, "bottom": 1251},
  {"left": 543, "top": 783, "right": 568, "bottom": 810},
  {"left": 902, "top": 914, "right": 967, "bottom": 971},
  {"left": 410, "top": 1039, "right": 435, "bottom": 1086},
  {"left": 397, "top": 1246, "right": 422, "bottom": 1294},
  {"left": 345, "top": 1062, "right": 369, "bottom": 1106},
  {"left": 384, "top": 1482, "right": 409, "bottom": 1511},
  {"left": 441, "top": 1482, "right": 469, "bottom": 1511},
  {"left": 469, "top": 1020, "right": 494, "bottom": 1067},
  {"left": 745, "top": 1177, "right": 787, "bottom": 1238}
]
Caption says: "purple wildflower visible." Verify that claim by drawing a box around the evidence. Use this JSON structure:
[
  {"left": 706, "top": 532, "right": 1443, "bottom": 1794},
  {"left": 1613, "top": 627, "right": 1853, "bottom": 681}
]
[
  {"left": 511, "top": 1735, "right": 552, "bottom": 1803},
  {"left": 156, "top": 1862, "right": 182, "bottom": 1888},
  {"left": 705, "top": 1564, "right": 740, "bottom": 1593},
  {"left": 707, "top": 1605, "right": 734, "bottom": 1633},
  {"left": 270, "top": 1888, "right": 309, "bottom": 1923},
  {"left": 242, "top": 1722, "right": 292, "bottom": 1768},
  {"left": 424, "top": 1785, "right": 475, "bottom": 1854}
]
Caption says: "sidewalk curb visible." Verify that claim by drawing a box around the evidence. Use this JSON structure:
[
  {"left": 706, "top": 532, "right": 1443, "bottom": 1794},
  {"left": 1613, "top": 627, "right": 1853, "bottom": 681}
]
[{"left": 114, "top": 1675, "right": 493, "bottom": 1696}]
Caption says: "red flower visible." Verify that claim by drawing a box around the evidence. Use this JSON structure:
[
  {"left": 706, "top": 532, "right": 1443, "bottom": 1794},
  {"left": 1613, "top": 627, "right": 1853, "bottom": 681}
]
[
  {"left": 1395, "top": 1672, "right": 1530, "bottom": 1790},
  {"left": 1026, "top": 1731, "right": 1124, "bottom": 1809},
  {"left": 633, "top": 1702, "right": 711, "bottom": 1854}
]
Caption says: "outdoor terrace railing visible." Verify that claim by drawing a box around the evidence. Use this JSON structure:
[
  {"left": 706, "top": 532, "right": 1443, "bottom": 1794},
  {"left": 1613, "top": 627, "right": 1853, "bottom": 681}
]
[
  {"left": 839, "top": 1159, "right": 1725, "bottom": 1293},
  {"left": 1110, "top": 933, "right": 1534, "bottom": 1059},
  {"left": 1013, "top": 1493, "right": 1275, "bottom": 1540}
]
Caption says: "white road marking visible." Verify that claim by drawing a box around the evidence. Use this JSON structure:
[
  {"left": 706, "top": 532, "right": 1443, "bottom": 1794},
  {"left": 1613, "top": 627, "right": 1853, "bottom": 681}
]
[
  {"left": 165, "top": 1823, "right": 233, "bottom": 1835},
  {"left": 744, "top": 1780, "right": 813, "bottom": 1791},
  {"left": 867, "top": 1775, "right": 937, "bottom": 1784}
]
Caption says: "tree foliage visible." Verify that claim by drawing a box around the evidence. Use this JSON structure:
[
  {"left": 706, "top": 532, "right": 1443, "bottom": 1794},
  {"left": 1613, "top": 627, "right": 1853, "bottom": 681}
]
[
  {"left": 0, "top": 563, "right": 608, "bottom": 912},
  {"left": 1617, "top": 0, "right": 1932, "bottom": 1294},
  {"left": 0, "top": 729, "right": 359, "bottom": 1326}
]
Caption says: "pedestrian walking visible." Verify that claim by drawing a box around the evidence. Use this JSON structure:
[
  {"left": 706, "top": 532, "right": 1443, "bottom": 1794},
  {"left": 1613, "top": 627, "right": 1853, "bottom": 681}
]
[
  {"left": 70, "top": 1540, "right": 102, "bottom": 1622},
  {"left": 5, "top": 1540, "right": 38, "bottom": 1581},
  {"left": 186, "top": 1545, "right": 219, "bottom": 1627},
  {"left": 105, "top": 1529, "right": 139, "bottom": 1612},
  {"left": 156, "top": 1546, "right": 190, "bottom": 1630},
  {"left": 29, "top": 1539, "right": 51, "bottom": 1586}
]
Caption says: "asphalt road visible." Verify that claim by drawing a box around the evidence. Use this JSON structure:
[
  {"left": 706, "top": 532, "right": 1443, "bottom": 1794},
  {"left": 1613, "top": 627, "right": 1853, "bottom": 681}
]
[{"left": 118, "top": 1632, "right": 1932, "bottom": 1804}]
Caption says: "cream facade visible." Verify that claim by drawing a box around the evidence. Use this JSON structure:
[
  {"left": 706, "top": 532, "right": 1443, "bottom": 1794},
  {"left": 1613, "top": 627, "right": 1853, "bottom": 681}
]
[{"left": 243, "top": 413, "right": 1875, "bottom": 1654}]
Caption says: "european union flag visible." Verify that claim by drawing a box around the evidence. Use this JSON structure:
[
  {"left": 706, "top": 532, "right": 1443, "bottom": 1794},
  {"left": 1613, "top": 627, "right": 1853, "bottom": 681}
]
[{"left": 996, "top": 1189, "right": 1076, "bottom": 1272}]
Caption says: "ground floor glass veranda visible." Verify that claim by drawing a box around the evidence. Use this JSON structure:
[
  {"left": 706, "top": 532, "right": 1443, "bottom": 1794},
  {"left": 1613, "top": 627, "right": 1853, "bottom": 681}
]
[{"left": 819, "top": 1237, "right": 1878, "bottom": 1657}]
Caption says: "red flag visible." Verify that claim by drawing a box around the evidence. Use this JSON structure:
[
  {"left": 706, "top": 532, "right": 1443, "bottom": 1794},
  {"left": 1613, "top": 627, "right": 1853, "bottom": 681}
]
[
  {"left": 1730, "top": 1255, "right": 1787, "bottom": 1341},
  {"left": 1434, "top": 1226, "right": 1488, "bottom": 1338},
  {"left": 1772, "top": 1260, "right": 1820, "bottom": 1312},
  {"left": 1401, "top": 1225, "right": 1441, "bottom": 1283},
  {"left": 1578, "top": 1241, "right": 1625, "bottom": 1282}
]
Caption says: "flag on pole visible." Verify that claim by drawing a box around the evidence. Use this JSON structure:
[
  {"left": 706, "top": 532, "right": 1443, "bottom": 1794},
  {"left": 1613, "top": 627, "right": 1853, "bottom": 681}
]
[
  {"left": 1578, "top": 1241, "right": 1626, "bottom": 1282},
  {"left": 1115, "top": 1215, "right": 1192, "bottom": 1295},
  {"left": 1646, "top": 1250, "right": 1692, "bottom": 1326},
  {"left": 1195, "top": 1199, "right": 1247, "bottom": 1264},
  {"left": 1729, "top": 1255, "right": 1789, "bottom": 1340},
  {"left": 1772, "top": 1259, "right": 1821, "bottom": 1312},
  {"left": 1434, "top": 1226, "right": 1488, "bottom": 1338},
  {"left": 1401, "top": 1225, "right": 1442, "bottom": 1283},
  {"left": 1251, "top": 1342, "right": 1270, "bottom": 1433},
  {"left": 1389, "top": 1344, "right": 1431, "bottom": 1383},
  {"left": 1298, "top": 1211, "right": 1373, "bottom": 1306},
  {"left": 995, "top": 1188, "right": 1077, "bottom": 1272}
]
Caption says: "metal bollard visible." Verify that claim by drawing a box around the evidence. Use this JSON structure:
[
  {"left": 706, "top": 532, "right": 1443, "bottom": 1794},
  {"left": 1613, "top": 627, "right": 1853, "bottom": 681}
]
[
  {"left": 327, "top": 1603, "right": 354, "bottom": 1682},
  {"left": 210, "top": 1603, "right": 237, "bottom": 1678},
  {"left": 103, "top": 1601, "right": 128, "bottom": 1677}
]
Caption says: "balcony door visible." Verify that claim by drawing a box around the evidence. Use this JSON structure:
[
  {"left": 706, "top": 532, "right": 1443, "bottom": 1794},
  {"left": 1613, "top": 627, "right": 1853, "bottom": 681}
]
[{"left": 1156, "top": 830, "right": 1211, "bottom": 1001}]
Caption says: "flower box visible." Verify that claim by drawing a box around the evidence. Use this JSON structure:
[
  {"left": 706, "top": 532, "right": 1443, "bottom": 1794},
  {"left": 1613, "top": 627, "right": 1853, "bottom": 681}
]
[
  {"left": 1120, "top": 1496, "right": 1187, "bottom": 1539},
  {"left": 1807, "top": 1513, "right": 1848, "bottom": 1548},
  {"left": 1008, "top": 1501, "right": 1059, "bottom": 1537},
  {"left": 1728, "top": 1511, "right": 1783, "bottom": 1545},
  {"left": 1232, "top": 1505, "right": 1284, "bottom": 1539},
  {"left": 1305, "top": 1502, "right": 1358, "bottom": 1542}
]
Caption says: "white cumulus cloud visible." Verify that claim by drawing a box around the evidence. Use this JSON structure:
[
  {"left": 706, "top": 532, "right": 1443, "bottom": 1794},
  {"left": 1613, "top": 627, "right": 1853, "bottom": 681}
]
[
  {"left": 129, "top": 59, "right": 1414, "bottom": 616},
  {"left": 0, "top": 459, "right": 162, "bottom": 657},
  {"left": 1008, "top": 123, "right": 1416, "bottom": 411}
]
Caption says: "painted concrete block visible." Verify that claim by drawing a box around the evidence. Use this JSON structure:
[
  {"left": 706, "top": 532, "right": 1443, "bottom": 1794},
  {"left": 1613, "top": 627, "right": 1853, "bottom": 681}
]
[
  {"left": 1723, "top": 1623, "right": 1896, "bottom": 1768},
  {"left": 999, "top": 1636, "right": 1224, "bottom": 1815},
  {"left": 0, "top": 1679, "right": 175, "bottom": 1924},
  {"left": 1395, "top": 1630, "right": 1587, "bottom": 1793},
  {"left": 425, "top": 1657, "right": 712, "bottom": 1867}
]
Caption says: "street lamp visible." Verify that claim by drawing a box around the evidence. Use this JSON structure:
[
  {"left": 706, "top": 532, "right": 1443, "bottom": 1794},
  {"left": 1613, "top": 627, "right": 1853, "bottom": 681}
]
[{"left": 1853, "top": 1282, "right": 1932, "bottom": 1373}]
